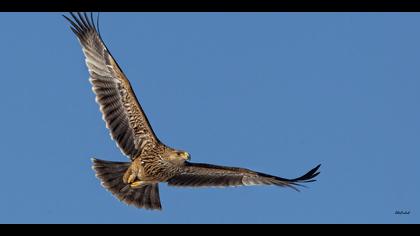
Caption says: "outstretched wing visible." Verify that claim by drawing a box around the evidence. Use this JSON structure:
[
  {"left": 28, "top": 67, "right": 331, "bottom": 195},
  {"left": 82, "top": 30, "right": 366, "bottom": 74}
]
[
  {"left": 64, "top": 13, "right": 159, "bottom": 160},
  {"left": 167, "top": 163, "right": 321, "bottom": 191}
]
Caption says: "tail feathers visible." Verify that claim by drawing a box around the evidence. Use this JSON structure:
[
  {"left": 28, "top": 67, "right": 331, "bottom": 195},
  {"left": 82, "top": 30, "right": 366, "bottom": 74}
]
[{"left": 91, "top": 158, "right": 162, "bottom": 210}]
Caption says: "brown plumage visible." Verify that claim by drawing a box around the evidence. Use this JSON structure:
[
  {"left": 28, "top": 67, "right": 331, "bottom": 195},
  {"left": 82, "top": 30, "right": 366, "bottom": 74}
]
[{"left": 65, "top": 12, "right": 321, "bottom": 211}]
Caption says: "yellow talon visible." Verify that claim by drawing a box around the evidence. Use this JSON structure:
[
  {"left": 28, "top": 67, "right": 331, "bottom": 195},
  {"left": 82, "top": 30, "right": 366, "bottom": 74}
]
[{"left": 130, "top": 181, "right": 145, "bottom": 188}]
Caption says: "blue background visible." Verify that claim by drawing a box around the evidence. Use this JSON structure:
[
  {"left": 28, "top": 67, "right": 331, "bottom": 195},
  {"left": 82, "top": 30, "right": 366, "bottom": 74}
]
[{"left": 0, "top": 13, "right": 419, "bottom": 223}]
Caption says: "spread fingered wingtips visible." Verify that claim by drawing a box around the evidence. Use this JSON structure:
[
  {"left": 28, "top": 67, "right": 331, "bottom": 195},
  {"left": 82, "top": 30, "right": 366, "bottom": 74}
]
[
  {"left": 64, "top": 12, "right": 160, "bottom": 160},
  {"left": 290, "top": 164, "right": 321, "bottom": 183}
]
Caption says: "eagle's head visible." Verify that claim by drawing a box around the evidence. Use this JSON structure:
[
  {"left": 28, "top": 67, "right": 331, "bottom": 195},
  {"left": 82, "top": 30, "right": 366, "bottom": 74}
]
[{"left": 165, "top": 149, "right": 191, "bottom": 165}]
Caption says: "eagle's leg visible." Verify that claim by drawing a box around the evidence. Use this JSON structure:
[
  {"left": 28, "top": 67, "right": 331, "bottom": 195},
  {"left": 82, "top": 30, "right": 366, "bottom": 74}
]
[
  {"left": 123, "top": 160, "right": 149, "bottom": 189},
  {"left": 123, "top": 164, "right": 139, "bottom": 184}
]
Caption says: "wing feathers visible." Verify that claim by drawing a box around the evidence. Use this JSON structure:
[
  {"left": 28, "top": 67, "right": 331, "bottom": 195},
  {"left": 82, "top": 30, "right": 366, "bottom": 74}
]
[
  {"left": 168, "top": 162, "right": 321, "bottom": 191},
  {"left": 65, "top": 12, "right": 159, "bottom": 159}
]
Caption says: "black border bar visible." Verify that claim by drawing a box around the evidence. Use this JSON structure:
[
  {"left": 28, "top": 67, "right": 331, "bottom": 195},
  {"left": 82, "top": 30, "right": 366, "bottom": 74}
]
[{"left": 2, "top": 0, "right": 420, "bottom": 12}]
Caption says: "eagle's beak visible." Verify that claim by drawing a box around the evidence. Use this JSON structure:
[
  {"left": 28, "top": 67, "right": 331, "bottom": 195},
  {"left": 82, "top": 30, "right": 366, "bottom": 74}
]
[{"left": 182, "top": 152, "right": 191, "bottom": 161}]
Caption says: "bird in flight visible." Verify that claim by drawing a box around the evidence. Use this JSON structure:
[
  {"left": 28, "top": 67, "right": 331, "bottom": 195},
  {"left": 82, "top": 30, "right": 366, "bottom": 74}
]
[{"left": 64, "top": 12, "right": 321, "bottom": 210}]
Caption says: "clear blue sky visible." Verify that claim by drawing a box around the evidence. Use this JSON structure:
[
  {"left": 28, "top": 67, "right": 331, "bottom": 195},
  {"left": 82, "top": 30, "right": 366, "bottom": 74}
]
[{"left": 0, "top": 13, "right": 419, "bottom": 223}]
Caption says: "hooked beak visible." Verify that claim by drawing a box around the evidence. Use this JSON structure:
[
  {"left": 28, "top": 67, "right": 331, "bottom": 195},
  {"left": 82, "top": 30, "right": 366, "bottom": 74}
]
[{"left": 181, "top": 152, "right": 191, "bottom": 161}]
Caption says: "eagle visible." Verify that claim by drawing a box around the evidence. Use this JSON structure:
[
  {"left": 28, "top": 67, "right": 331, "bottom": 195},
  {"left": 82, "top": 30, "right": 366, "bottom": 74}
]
[{"left": 64, "top": 13, "right": 321, "bottom": 210}]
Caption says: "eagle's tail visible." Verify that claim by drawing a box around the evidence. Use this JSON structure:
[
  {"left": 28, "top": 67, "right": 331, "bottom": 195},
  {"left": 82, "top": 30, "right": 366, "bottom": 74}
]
[{"left": 91, "top": 158, "right": 162, "bottom": 210}]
